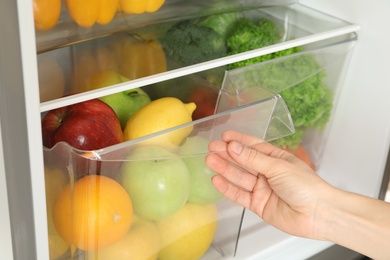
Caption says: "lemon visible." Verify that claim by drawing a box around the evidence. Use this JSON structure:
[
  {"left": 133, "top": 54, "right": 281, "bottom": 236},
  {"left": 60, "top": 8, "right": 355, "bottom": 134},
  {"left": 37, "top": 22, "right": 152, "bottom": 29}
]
[
  {"left": 86, "top": 215, "right": 160, "bottom": 260},
  {"left": 123, "top": 97, "right": 196, "bottom": 149},
  {"left": 156, "top": 203, "right": 218, "bottom": 260}
]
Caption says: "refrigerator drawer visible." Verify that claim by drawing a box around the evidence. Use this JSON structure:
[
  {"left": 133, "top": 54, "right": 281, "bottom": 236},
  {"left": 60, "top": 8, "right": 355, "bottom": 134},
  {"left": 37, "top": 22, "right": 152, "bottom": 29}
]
[{"left": 42, "top": 38, "right": 355, "bottom": 259}]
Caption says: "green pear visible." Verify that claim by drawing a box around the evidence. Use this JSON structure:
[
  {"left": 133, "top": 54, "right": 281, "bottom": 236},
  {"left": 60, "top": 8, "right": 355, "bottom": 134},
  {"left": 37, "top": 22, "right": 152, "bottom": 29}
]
[{"left": 86, "top": 71, "right": 151, "bottom": 129}]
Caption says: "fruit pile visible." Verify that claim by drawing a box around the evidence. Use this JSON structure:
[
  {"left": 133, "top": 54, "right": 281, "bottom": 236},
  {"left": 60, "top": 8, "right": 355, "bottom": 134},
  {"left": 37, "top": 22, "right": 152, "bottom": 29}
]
[
  {"left": 33, "top": 0, "right": 166, "bottom": 30},
  {"left": 42, "top": 80, "right": 224, "bottom": 259}
]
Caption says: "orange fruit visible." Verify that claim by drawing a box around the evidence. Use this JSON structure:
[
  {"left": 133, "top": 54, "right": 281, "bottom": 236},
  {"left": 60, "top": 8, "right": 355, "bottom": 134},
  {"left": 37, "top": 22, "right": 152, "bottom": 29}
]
[{"left": 53, "top": 175, "right": 133, "bottom": 251}]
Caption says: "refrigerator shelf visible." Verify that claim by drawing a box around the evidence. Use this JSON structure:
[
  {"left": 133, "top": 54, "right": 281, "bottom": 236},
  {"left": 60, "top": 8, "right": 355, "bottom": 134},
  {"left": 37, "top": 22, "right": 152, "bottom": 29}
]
[{"left": 35, "top": 0, "right": 298, "bottom": 53}]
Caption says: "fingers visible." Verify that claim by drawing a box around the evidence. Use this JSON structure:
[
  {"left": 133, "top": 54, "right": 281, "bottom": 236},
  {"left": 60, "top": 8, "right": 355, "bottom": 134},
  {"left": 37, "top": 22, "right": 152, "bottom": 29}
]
[
  {"left": 218, "top": 130, "right": 313, "bottom": 172},
  {"left": 211, "top": 175, "right": 252, "bottom": 209},
  {"left": 206, "top": 152, "right": 257, "bottom": 192}
]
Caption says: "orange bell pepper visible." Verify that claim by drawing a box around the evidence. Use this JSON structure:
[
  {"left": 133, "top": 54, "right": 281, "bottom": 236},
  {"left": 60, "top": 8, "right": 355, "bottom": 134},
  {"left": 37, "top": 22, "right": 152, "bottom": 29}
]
[
  {"left": 33, "top": 0, "right": 61, "bottom": 30},
  {"left": 65, "top": 0, "right": 118, "bottom": 28},
  {"left": 118, "top": 0, "right": 165, "bottom": 14}
]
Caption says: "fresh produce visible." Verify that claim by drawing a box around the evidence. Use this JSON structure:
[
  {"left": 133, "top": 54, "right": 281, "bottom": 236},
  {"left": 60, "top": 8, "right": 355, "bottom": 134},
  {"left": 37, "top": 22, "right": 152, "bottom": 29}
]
[
  {"left": 156, "top": 203, "right": 218, "bottom": 260},
  {"left": 53, "top": 175, "right": 133, "bottom": 251},
  {"left": 118, "top": 0, "right": 165, "bottom": 14},
  {"left": 114, "top": 36, "right": 167, "bottom": 80},
  {"left": 161, "top": 20, "right": 227, "bottom": 66},
  {"left": 194, "top": 10, "right": 242, "bottom": 41},
  {"left": 41, "top": 99, "right": 124, "bottom": 150},
  {"left": 179, "top": 136, "right": 223, "bottom": 204},
  {"left": 65, "top": 0, "right": 118, "bottom": 27},
  {"left": 86, "top": 71, "right": 151, "bottom": 129},
  {"left": 187, "top": 85, "right": 219, "bottom": 120},
  {"left": 44, "top": 165, "right": 70, "bottom": 259},
  {"left": 33, "top": 0, "right": 61, "bottom": 30},
  {"left": 86, "top": 215, "right": 161, "bottom": 260},
  {"left": 123, "top": 97, "right": 196, "bottom": 149},
  {"left": 71, "top": 35, "right": 167, "bottom": 94},
  {"left": 226, "top": 17, "right": 333, "bottom": 149},
  {"left": 120, "top": 145, "right": 191, "bottom": 221},
  {"left": 227, "top": 18, "right": 301, "bottom": 69}
]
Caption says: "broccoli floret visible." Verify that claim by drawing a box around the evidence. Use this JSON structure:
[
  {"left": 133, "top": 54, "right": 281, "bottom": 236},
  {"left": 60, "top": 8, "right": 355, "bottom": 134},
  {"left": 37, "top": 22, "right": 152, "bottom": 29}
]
[{"left": 161, "top": 20, "right": 227, "bottom": 66}]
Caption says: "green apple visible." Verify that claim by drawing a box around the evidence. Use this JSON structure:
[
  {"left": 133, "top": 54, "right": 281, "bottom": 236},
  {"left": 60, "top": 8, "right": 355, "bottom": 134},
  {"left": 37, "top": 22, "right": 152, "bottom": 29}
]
[
  {"left": 120, "top": 145, "right": 190, "bottom": 221},
  {"left": 86, "top": 70, "right": 151, "bottom": 129},
  {"left": 179, "top": 136, "right": 223, "bottom": 204}
]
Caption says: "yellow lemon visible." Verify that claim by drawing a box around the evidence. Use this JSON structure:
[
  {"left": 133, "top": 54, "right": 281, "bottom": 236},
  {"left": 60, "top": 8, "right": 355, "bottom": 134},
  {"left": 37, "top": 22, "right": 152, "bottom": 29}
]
[
  {"left": 156, "top": 203, "right": 218, "bottom": 260},
  {"left": 44, "top": 165, "right": 70, "bottom": 259},
  {"left": 123, "top": 97, "right": 196, "bottom": 149},
  {"left": 86, "top": 215, "right": 160, "bottom": 260}
]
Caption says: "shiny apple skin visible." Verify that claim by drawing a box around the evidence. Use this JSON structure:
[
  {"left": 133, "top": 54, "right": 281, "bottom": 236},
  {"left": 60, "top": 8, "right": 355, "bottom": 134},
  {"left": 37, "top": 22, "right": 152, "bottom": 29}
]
[{"left": 42, "top": 99, "right": 124, "bottom": 150}]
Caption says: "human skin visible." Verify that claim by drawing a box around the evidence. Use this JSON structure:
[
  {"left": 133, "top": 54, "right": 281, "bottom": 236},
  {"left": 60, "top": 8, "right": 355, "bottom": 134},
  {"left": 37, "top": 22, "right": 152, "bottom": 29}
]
[{"left": 205, "top": 130, "right": 390, "bottom": 260}]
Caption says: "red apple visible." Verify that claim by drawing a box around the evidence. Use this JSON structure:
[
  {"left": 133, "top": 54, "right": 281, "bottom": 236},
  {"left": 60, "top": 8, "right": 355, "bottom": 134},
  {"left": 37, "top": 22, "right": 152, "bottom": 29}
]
[
  {"left": 42, "top": 99, "right": 125, "bottom": 177},
  {"left": 42, "top": 99, "right": 124, "bottom": 150},
  {"left": 187, "top": 85, "right": 219, "bottom": 120}
]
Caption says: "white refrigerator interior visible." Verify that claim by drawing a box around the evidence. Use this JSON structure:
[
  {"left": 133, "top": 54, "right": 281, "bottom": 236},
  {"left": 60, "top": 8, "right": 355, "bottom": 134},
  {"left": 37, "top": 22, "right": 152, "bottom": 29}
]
[{"left": 0, "top": 0, "right": 390, "bottom": 259}]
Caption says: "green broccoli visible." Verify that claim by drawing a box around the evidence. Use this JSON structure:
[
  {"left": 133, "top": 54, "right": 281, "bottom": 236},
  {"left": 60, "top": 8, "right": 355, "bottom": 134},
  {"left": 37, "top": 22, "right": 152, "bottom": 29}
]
[
  {"left": 161, "top": 20, "right": 227, "bottom": 67},
  {"left": 226, "top": 17, "right": 334, "bottom": 149}
]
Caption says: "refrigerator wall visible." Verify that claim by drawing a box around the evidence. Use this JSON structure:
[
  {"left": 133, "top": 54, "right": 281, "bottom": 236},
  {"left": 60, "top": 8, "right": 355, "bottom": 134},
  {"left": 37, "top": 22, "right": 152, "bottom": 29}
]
[{"left": 1, "top": 0, "right": 390, "bottom": 259}]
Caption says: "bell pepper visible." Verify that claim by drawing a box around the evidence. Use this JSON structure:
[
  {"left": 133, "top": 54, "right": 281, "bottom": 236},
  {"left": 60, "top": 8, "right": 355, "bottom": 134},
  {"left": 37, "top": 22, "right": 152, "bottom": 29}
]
[
  {"left": 70, "top": 34, "right": 167, "bottom": 93},
  {"left": 115, "top": 36, "right": 167, "bottom": 80},
  {"left": 33, "top": 0, "right": 61, "bottom": 30},
  {"left": 118, "top": 0, "right": 165, "bottom": 14},
  {"left": 65, "top": 0, "right": 118, "bottom": 28}
]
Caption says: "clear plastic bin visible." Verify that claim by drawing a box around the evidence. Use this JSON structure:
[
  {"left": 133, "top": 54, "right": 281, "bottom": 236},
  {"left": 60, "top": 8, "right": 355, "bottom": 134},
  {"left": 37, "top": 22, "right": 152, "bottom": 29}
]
[{"left": 43, "top": 75, "right": 294, "bottom": 259}]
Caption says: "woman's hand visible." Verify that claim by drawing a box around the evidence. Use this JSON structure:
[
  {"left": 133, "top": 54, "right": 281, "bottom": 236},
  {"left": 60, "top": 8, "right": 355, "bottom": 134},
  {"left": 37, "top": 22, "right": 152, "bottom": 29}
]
[{"left": 205, "top": 130, "right": 334, "bottom": 239}]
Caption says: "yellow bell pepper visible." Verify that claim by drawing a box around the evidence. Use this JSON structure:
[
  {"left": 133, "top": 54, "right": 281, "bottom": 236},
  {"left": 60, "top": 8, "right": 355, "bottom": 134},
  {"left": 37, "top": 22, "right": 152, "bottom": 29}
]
[
  {"left": 115, "top": 36, "right": 167, "bottom": 80},
  {"left": 33, "top": 0, "right": 61, "bottom": 30},
  {"left": 118, "top": 0, "right": 165, "bottom": 14},
  {"left": 65, "top": 0, "right": 118, "bottom": 28},
  {"left": 70, "top": 34, "right": 167, "bottom": 93}
]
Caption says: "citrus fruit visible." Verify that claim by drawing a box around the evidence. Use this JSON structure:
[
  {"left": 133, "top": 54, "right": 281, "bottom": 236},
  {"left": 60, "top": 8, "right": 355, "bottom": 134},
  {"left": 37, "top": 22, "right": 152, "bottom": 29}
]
[
  {"left": 53, "top": 175, "right": 133, "bottom": 251},
  {"left": 44, "top": 165, "right": 70, "bottom": 259},
  {"left": 86, "top": 215, "right": 161, "bottom": 260},
  {"left": 123, "top": 97, "right": 196, "bottom": 149},
  {"left": 156, "top": 203, "right": 218, "bottom": 260}
]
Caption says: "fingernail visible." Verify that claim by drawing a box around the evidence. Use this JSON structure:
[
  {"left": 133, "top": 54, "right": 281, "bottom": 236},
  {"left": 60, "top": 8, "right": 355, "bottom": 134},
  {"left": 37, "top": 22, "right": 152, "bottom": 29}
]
[{"left": 229, "top": 141, "right": 243, "bottom": 155}]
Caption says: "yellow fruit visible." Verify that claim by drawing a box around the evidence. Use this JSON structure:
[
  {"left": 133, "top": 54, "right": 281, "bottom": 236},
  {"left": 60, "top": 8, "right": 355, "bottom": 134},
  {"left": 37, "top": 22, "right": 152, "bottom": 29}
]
[
  {"left": 123, "top": 97, "right": 196, "bottom": 149},
  {"left": 33, "top": 0, "right": 61, "bottom": 30},
  {"left": 156, "top": 203, "right": 218, "bottom": 260},
  {"left": 53, "top": 175, "right": 133, "bottom": 251},
  {"left": 86, "top": 215, "right": 160, "bottom": 260},
  {"left": 44, "top": 165, "right": 70, "bottom": 259}
]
